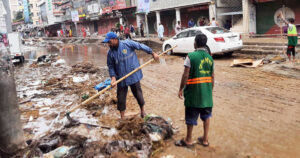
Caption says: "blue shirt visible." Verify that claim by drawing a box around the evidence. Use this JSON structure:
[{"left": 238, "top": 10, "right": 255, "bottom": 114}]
[
  {"left": 188, "top": 21, "right": 195, "bottom": 28},
  {"left": 107, "top": 39, "right": 153, "bottom": 87}
]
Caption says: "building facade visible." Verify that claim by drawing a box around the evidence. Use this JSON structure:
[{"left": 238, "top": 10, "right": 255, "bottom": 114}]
[{"left": 0, "top": 0, "right": 12, "bottom": 33}]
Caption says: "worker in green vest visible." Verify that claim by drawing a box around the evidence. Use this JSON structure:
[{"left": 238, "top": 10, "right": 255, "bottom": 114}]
[
  {"left": 282, "top": 17, "right": 298, "bottom": 62},
  {"left": 176, "top": 34, "right": 214, "bottom": 147}
]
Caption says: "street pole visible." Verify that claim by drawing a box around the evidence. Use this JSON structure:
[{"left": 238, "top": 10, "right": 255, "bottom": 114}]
[
  {"left": 145, "top": 13, "right": 149, "bottom": 38},
  {"left": 75, "top": 22, "right": 78, "bottom": 37}
]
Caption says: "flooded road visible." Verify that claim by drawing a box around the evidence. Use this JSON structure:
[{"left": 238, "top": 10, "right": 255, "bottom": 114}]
[{"left": 24, "top": 44, "right": 161, "bottom": 67}]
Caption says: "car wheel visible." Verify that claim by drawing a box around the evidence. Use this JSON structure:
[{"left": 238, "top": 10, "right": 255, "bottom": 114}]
[
  {"left": 224, "top": 51, "right": 233, "bottom": 57},
  {"left": 165, "top": 45, "right": 173, "bottom": 55},
  {"left": 21, "top": 56, "right": 25, "bottom": 63}
]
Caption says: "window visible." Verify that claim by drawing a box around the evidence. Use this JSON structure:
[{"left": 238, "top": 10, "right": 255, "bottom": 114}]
[
  {"left": 176, "top": 31, "right": 189, "bottom": 39},
  {"left": 206, "top": 27, "right": 230, "bottom": 34},
  {"left": 189, "top": 30, "right": 202, "bottom": 37}
]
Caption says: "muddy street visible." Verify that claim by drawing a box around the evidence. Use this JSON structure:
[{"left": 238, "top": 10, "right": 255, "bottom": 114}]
[
  {"left": 141, "top": 54, "right": 300, "bottom": 158},
  {"left": 12, "top": 43, "right": 300, "bottom": 157}
]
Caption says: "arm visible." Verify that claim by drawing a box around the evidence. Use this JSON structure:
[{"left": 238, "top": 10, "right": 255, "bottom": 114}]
[
  {"left": 127, "top": 40, "right": 159, "bottom": 60},
  {"left": 279, "top": 12, "right": 289, "bottom": 25},
  {"left": 128, "top": 40, "right": 153, "bottom": 54},
  {"left": 107, "top": 51, "right": 117, "bottom": 87},
  {"left": 178, "top": 66, "right": 190, "bottom": 99}
]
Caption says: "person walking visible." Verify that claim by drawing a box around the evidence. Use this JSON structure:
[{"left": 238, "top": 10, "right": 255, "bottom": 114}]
[
  {"left": 175, "top": 21, "right": 182, "bottom": 34},
  {"left": 130, "top": 24, "right": 135, "bottom": 38},
  {"left": 81, "top": 27, "right": 86, "bottom": 38},
  {"left": 69, "top": 29, "right": 72, "bottom": 37},
  {"left": 124, "top": 26, "right": 131, "bottom": 39},
  {"left": 102, "top": 32, "right": 159, "bottom": 120},
  {"left": 157, "top": 23, "right": 164, "bottom": 41},
  {"left": 208, "top": 17, "right": 219, "bottom": 27},
  {"left": 176, "top": 34, "right": 214, "bottom": 148},
  {"left": 281, "top": 16, "right": 298, "bottom": 62},
  {"left": 140, "top": 23, "right": 144, "bottom": 37}
]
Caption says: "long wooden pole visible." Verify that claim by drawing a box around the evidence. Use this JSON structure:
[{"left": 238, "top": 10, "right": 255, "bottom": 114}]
[{"left": 67, "top": 45, "right": 177, "bottom": 114}]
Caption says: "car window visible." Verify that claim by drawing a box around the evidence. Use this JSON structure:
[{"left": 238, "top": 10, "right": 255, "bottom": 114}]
[
  {"left": 176, "top": 31, "right": 189, "bottom": 39},
  {"left": 189, "top": 30, "right": 202, "bottom": 37},
  {"left": 206, "top": 27, "right": 230, "bottom": 34}
]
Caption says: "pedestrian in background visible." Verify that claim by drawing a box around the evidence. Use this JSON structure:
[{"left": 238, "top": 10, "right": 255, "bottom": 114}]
[
  {"left": 81, "top": 27, "right": 86, "bottom": 38},
  {"left": 102, "top": 32, "right": 159, "bottom": 119},
  {"left": 175, "top": 21, "right": 182, "bottom": 34},
  {"left": 140, "top": 23, "right": 145, "bottom": 38},
  {"left": 69, "top": 29, "right": 72, "bottom": 37},
  {"left": 188, "top": 18, "right": 195, "bottom": 28},
  {"left": 130, "top": 24, "right": 135, "bottom": 38},
  {"left": 124, "top": 26, "right": 131, "bottom": 39},
  {"left": 208, "top": 17, "right": 219, "bottom": 27},
  {"left": 281, "top": 16, "right": 298, "bottom": 63},
  {"left": 176, "top": 34, "right": 214, "bottom": 148},
  {"left": 158, "top": 23, "right": 164, "bottom": 41}
]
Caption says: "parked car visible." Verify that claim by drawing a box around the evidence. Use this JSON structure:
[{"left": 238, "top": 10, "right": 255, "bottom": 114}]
[{"left": 163, "top": 26, "right": 243, "bottom": 56}]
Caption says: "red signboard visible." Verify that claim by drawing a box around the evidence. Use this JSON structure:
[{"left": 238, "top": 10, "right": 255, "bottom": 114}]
[
  {"left": 112, "top": 0, "right": 126, "bottom": 10},
  {"left": 102, "top": 7, "right": 113, "bottom": 14}
]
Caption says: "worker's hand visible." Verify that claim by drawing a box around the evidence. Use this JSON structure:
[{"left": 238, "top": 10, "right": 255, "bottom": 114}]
[
  {"left": 152, "top": 52, "right": 159, "bottom": 61},
  {"left": 178, "top": 89, "right": 183, "bottom": 99},
  {"left": 111, "top": 77, "right": 116, "bottom": 88}
]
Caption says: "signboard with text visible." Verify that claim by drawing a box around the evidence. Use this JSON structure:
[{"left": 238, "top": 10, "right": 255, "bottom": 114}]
[
  {"left": 137, "top": 0, "right": 149, "bottom": 13},
  {"left": 71, "top": 10, "right": 79, "bottom": 22}
]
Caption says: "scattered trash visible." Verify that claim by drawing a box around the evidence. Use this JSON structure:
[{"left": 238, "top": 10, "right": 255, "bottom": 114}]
[
  {"left": 52, "top": 59, "right": 66, "bottom": 66},
  {"left": 149, "top": 132, "right": 162, "bottom": 142},
  {"left": 72, "top": 74, "right": 89, "bottom": 83},
  {"left": 102, "top": 128, "right": 118, "bottom": 137},
  {"left": 43, "top": 146, "right": 70, "bottom": 158}
]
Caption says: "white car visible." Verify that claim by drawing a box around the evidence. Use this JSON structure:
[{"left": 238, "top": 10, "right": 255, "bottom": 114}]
[{"left": 163, "top": 26, "right": 243, "bottom": 56}]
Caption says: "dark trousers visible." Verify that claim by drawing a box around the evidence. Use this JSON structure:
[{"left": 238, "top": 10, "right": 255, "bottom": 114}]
[
  {"left": 141, "top": 29, "right": 144, "bottom": 37},
  {"left": 117, "top": 81, "right": 145, "bottom": 111},
  {"left": 125, "top": 33, "right": 131, "bottom": 39}
]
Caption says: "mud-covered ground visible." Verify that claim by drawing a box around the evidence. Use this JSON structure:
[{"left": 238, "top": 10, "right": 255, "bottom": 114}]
[
  {"left": 141, "top": 53, "right": 300, "bottom": 158},
  {"left": 12, "top": 41, "right": 300, "bottom": 157}
]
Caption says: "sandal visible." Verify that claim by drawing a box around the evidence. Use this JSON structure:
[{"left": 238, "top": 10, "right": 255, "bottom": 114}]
[
  {"left": 175, "top": 139, "right": 194, "bottom": 148},
  {"left": 198, "top": 137, "right": 209, "bottom": 147}
]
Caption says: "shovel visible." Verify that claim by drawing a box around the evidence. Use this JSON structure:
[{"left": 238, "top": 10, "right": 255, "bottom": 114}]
[{"left": 65, "top": 45, "right": 177, "bottom": 123}]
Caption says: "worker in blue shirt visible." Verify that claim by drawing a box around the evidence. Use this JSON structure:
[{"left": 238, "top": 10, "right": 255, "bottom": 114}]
[{"left": 103, "top": 32, "right": 159, "bottom": 119}]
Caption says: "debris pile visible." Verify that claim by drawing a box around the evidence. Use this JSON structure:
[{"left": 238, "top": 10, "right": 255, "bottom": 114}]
[
  {"left": 71, "top": 62, "right": 101, "bottom": 74},
  {"left": 14, "top": 54, "right": 174, "bottom": 157}
]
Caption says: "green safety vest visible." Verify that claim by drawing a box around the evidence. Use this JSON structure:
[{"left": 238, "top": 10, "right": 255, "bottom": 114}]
[
  {"left": 288, "top": 24, "right": 298, "bottom": 46},
  {"left": 184, "top": 50, "right": 214, "bottom": 108}
]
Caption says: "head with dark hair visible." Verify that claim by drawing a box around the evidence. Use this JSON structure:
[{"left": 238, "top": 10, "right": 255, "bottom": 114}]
[
  {"left": 212, "top": 17, "right": 215, "bottom": 20},
  {"left": 194, "top": 34, "right": 207, "bottom": 49},
  {"left": 288, "top": 18, "right": 295, "bottom": 24}
]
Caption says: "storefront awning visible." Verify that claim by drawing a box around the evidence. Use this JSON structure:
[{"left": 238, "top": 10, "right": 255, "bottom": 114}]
[{"left": 218, "top": 11, "right": 243, "bottom": 16}]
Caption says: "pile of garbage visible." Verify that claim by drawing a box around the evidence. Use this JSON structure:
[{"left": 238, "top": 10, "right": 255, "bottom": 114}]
[
  {"left": 13, "top": 54, "right": 174, "bottom": 157},
  {"left": 12, "top": 115, "right": 173, "bottom": 158}
]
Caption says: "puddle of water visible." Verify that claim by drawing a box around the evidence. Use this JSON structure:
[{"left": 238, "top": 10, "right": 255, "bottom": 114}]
[{"left": 24, "top": 44, "right": 163, "bottom": 67}]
